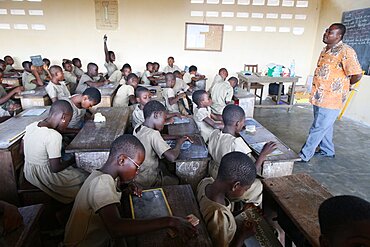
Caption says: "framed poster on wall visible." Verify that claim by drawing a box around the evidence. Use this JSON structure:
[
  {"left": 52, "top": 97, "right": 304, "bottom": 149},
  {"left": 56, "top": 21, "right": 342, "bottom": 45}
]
[
  {"left": 95, "top": 0, "right": 118, "bottom": 30},
  {"left": 185, "top": 22, "right": 224, "bottom": 52}
]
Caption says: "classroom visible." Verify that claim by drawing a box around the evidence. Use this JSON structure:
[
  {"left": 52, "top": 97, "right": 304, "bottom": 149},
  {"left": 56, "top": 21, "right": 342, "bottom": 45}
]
[{"left": 0, "top": 0, "right": 369, "bottom": 246}]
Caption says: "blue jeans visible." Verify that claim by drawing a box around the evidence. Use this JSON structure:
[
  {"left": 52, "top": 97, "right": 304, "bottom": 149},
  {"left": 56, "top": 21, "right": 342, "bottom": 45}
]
[{"left": 299, "top": 105, "right": 340, "bottom": 161}]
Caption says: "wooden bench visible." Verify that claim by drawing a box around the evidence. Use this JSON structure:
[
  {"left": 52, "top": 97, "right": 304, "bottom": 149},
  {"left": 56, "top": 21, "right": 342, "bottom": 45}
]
[
  {"left": 262, "top": 174, "right": 333, "bottom": 247},
  {"left": 2, "top": 204, "right": 44, "bottom": 247}
]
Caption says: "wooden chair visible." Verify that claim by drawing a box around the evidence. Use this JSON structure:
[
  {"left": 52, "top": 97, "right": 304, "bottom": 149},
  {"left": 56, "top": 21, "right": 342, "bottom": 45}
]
[{"left": 244, "top": 64, "right": 264, "bottom": 105}]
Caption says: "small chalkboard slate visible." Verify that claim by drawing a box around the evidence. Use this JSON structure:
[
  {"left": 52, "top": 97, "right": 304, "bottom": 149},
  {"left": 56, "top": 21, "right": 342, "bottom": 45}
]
[
  {"left": 342, "top": 8, "right": 370, "bottom": 74},
  {"left": 129, "top": 188, "right": 172, "bottom": 219},
  {"left": 30, "top": 55, "right": 43, "bottom": 67}
]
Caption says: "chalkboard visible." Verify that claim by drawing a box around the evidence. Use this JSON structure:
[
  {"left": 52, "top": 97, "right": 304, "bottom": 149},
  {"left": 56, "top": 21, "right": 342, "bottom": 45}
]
[{"left": 342, "top": 8, "right": 370, "bottom": 75}]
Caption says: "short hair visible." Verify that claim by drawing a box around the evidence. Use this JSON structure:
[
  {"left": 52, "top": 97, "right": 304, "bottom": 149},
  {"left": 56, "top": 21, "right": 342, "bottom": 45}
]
[
  {"left": 168, "top": 56, "right": 174, "bottom": 60},
  {"left": 222, "top": 104, "right": 245, "bottom": 126},
  {"left": 135, "top": 86, "right": 150, "bottom": 98},
  {"left": 3, "top": 55, "right": 12, "bottom": 61},
  {"left": 121, "top": 63, "right": 131, "bottom": 71},
  {"left": 22, "top": 61, "right": 32, "bottom": 69},
  {"left": 173, "top": 70, "right": 181, "bottom": 77},
  {"left": 49, "top": 100, "right": 73, "bottom": 116},
  {"left": 228, "top": 76, "right": 238, "bottom": 84},
  {"left": 219, "top": 68, "right": 227, "bottom": 74},
  {"left": 189, "top": 65, "right": 197, "bottom": 73},
  {"left": 165, "top": 72, "right": 175, "bottom": 82},
  {"left": 49, "top": 65, "right": 63, "bottom": 75},
  {"left": 319, "top": 195, "right": 370, "bottom": 235},
  {"left": 127, "top": 73, "right": 138, "bottom": 82},
  {"left": 42, "top": 58, "right": 50, "bottom": 66},
  {"left": 153, "top": 62, "right": 159, "bottom": 67},
  {"left": 332, "top": 23, "right": 346, "bottom": 38},
  {"left": 87, "top": 62, "right": 97, "bottom": 70},
  {"left": 217, "top": 152, "right": 256, "bottom": 186},
  {"left": 82, "top": 87, "right": 101, "bottom": 104},
  {"left": 62, "top": 59, "right": 72, "bottom": 69},
  {"left": 192, "top": 90, "right": 207, "bottom": 105},
  {"left": 146, "top": 62, "right": 153, "bottom": 69},
  {"left": 0, "top": 59, "right": 5, "bottom": 65},
  {"left": 72, "top": 58, "right": 81, "bottom": 65},
  {"left": 143, "top": 100, "right": 166, "bottom": 119},
  {"left": 109, "top": 134, "right": 145, "bottom": 160},
  {"left": 108, "top": 51, "right": 115, "bottom": 56}
]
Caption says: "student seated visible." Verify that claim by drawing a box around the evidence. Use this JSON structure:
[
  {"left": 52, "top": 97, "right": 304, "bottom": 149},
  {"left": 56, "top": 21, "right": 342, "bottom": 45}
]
[
  {"left": 132, "top": 86, "right": 151, "bottom": 128},
  {"left": 133, "top": 100, "right": 192, "bottom": 188},
  {"left": 162, "top": 72, "right": 185, "bottom": 114},
  {"left": 197, "top": 152, "right": 258, "bottom": 247},
  {"left": 42, "top": 58, "right": 51, "bottom": 69},
  {"left": 173, "top": 70, "right": 190, "bottom": 94},
  {"left": 318, "top": 195, "right": 370, "bottom": 247},
  {"left": 208, "top": 105, "right": 276, "bottom": 206},
  {"left": 183, "top": 65, "right": 206, "bottom": 91},
  {"left": 75, "top": 63, "right": 108, "bottom": 94},
  {"left": 3, "top": 55, "right": 16, "bottom": 74},
  {"left": 211, "top": 76, "right": 238, "bottom": 115},
  {"left": 21, "top": 61, "right": 43, "bottom": 90},
  {"left": 0, "top": 59, "right": 6, "bottom": 71},
  {"left": 72, "top": 58, "right": 84, "bottom": 78},
  {"left": 62, "top": 87, "right": 101, "bottom": 130},
  {"left": 109, "top": 63, "right": 132, "bottom": 85},
  {"left": 22, "top": 100, "right": 88, "bottom": 204},
  {"left": 208, "top": 68, "right": 229, "bottom": 94},
  {"left": 163, "top": 56, "right": 181, "bottom": 73},
  {"left": 63, "top": 134, "right": 196, "bottom": 246},
  {"left": 192, "top": 90, "right": 223, "bottom": 143},
  {"left": 103, "top": 35, "right": 118, "bottom": 77},
  {"left": 141, "top": 62, "right": 153, "bottom": 85},
  {"left": 152, "top": 62, "right": 161, "bottom": 74},
  {"left": 0, "top": 69, "right": 23, "bottom": 117},
  {"left": 62, "top": 59, "right": 79, "bottom": 93},
  {"left": 113, "top": 73, "right": 138, "bottom": 107},
  {"left": 45, "top": 65, "right": 71, "bottom": 102}
]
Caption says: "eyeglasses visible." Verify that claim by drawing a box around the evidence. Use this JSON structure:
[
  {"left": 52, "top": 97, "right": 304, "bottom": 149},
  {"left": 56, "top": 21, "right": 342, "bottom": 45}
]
[{"left": 127, "top": 156, "right": 140, "bottom": 171}]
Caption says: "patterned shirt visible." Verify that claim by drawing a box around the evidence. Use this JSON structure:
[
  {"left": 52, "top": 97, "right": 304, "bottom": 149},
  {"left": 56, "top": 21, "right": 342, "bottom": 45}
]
[{"left": 310, "top": 41, "right": 362, "bottom": 110}]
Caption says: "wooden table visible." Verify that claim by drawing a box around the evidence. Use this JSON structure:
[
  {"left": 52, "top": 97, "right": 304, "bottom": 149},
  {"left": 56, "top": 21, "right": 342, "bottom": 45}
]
[
  {"left": 0, "top": 107, "right": 49, "bottom": 204},
  {"left": 93, "top": 83, "right": 119, "bottom": 109},
  {"left": 262, "top": 174, "right": 333, "bottom": 247},
  {"left": 166, "top": 134, "right": 209, "bottom": 191},
  {"left": 240, "top": 118, "right": 300, "bottom": 178},
  {"left": 122, "top": 184, "right": 212, "bottom": 247},
  {"left": 234, "top": 88, "right": 255, "bottom": 118},
  {"left": 66, "top": 107, "right": 130, "bottom": 172},
  {"left": 17, "top": 86, "right": 51, "bottom": 109},
  {"left": 2, "top": 204, "right": 44, "bottom": 247},
  {"left": 237, "top": 73, "right": 300, "bottom": 110}
]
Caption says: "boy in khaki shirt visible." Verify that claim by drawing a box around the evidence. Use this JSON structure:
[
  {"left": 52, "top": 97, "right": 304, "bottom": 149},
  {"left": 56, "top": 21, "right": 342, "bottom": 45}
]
[
  {"left": 103, "top": 35, "right": 118, "bottom": 77},
  {"left": 113, "top": 73, "right": 138, "bottom": 107},
  {"left": 21, "top": 61, "right": 43, "bottom": 91},
  {"left": 45, "top": 65, "right": 71, "bottom": 102},
  {"left": 64, "top": 134, "right": 196, "bottom": 247},
  {"left": 108, "top": 63, "right": 132, "bottom": 84},
  {"left": 133, "top": 100, "right": 192, "bottom": 188},
  {"left": 208, "top": 105, "right": 276, "bottom": 206},
  {"left": 162, "top": 72, "right": 184, "bottom": 113},
  {"left": 208, "top": 68, "right": 228, "bottom": 94},
  {"left": 62, "top": 59, "right": 79, "bottom": 93},
  {"left": 197, "top": 152, "right": 257, "bottom": 247},
  {"left": 211, "top": 76, "right": 237, "bottom": 115},
  {"left": 72, "top": 58, "right": 84, "bottom": 77},
  {"left": 132, "top": 86, "right": 151, "bottom": 128},
  {"left": 192, "top": 90, "right": 223, "bottom": 143},
  {"left": 22, "top": 100, "right": 88, "bottom": 204},
  {"left": 75, "top": 63, "right": 108, "bottom": 94}
]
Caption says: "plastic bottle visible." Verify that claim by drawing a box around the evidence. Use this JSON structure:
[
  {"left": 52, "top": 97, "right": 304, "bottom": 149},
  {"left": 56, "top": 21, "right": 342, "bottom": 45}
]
[{"left": 290, "top": 59, "right": 296, "bottom": 77}]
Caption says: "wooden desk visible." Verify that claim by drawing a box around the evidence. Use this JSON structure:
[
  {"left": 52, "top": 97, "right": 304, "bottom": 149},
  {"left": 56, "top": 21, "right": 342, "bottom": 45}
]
[
  {"left": 66, "top": 107, "right": 130, "bottom": 172},
  {"left": 234, "top": 88, "right": 255, "bottom": 118},
  {"left": 167, "top": 134, "right": 209, "bottom": 191},
  {"left": 0, "top": 107, "right": 49, "bottom": 204},
  {"left": 262, "top": 174, "right": 332, "bottom": 247},
  {"left": 17, "top": 86, "right": 51, "bottom": 109},
  {"left": 2, "top": 204, "right": 44, "bottom": 247},
  {"left": 166, "top": 117, "right": 200, "bottom": 136},
  {"left": 240, "top": 118, "right": 300, "bottom": 178},
  {"left": 237, "top": 73, "right": 300, "bottom": 110},
  {"left": 122, "top": 184, "right": 212, "bottom": 247},
  {"left": 93, "top": 83, "right": 119, "bottom": 109}
]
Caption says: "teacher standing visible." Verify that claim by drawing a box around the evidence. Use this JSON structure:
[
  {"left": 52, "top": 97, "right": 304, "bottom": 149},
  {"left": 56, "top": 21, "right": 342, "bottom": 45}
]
[{"left": 299, "top": 23, "right": 362, "bottom": 162}]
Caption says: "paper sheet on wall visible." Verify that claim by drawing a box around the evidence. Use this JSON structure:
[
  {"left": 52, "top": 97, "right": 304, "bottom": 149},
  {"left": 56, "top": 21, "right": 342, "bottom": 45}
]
[{"left": 95, "top": 0, "right": 118, "bottom": 30}]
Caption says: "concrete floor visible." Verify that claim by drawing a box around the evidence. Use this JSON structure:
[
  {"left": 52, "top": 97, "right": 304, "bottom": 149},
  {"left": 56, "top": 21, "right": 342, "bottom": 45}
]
[{"left": 254, "top": 105, "right": 370, "bottom": 201}]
